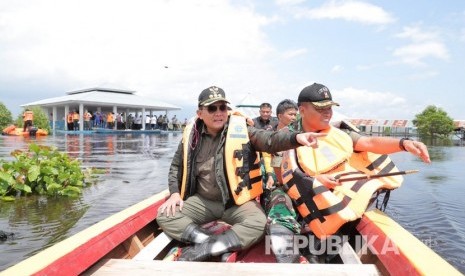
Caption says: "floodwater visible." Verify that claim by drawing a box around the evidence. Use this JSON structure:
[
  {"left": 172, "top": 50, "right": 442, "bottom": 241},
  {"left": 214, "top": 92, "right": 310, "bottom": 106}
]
[
  {"left": 0, "top": 133, "right": 464, "bottom": 273},
  {"left": 0, "top": 132, "right": 178, "bottom": 271}
]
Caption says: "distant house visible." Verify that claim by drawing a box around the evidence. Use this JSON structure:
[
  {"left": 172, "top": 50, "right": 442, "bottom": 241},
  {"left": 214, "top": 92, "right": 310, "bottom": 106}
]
[{"left": 21, "top": 87, "right": 181, "bottom": 131}]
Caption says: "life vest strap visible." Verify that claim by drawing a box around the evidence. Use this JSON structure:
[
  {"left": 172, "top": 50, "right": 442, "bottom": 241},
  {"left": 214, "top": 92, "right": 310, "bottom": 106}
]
[
  {"left": 234, "top": 144, "right": 261, "bottom": 195},
  {"left": 284, "top": 170, "right": 327, "bottom": 223},
  {"left": 375, "top": 189, "right": 391, "bottom": 211},
  {"left": 301, "top": 198, "right": 349, "bottom": 224},
  {"left": 366, "top": 154, "right": 388, "bottom": 171}
]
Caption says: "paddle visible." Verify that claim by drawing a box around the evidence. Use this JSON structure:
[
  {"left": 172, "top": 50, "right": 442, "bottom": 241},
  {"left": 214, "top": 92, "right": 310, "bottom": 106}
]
[{"left": 335, "top": 170, "right": 419, "bottom": 183}]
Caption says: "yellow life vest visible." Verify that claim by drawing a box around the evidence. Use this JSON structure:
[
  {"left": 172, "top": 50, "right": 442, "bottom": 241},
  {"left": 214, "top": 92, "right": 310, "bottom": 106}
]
[
  {"left": 280, "top": 126, "right": 403, "bottom": 239},
  {"left": 180, "top": 114, "right": 263, "bottom": 205}
]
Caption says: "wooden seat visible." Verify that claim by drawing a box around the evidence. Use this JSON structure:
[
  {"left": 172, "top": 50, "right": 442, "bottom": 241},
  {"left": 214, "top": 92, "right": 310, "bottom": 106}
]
[{"left": 88, "top": 259, "right": 380, "bottom": 275}]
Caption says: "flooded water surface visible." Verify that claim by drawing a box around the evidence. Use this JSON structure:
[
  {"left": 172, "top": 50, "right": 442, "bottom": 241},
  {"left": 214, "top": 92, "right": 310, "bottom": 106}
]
[
  {"left": 0, "top": 133, "right": 464, "bottom": 273},
  {"left": 0, "top": 133, "right": 179, "bottom": 271}
]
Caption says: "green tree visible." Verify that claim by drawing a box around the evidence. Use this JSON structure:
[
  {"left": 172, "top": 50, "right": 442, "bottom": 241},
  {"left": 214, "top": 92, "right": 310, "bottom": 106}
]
[
  {"left": 15, "top": 106, "right": 51, "bottom": 133},
  {"left": 413, "top": 105, "right": 454, "bottom": 137},
  {"left": 0, "top": 102, "right": 13, "bottom": 130}
]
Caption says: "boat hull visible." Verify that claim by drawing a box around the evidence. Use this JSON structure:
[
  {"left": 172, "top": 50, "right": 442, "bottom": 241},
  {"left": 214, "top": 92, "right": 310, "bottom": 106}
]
[
  {"left": 2, "top": 190, "right": 460, "bottom": 276},
  {"left": 2, "top": 125, "right": 48, "bottom": 136}
]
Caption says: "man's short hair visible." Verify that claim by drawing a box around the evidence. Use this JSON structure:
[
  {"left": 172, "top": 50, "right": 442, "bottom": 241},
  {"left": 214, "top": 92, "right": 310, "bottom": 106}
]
[
  {"left": 259, "top": 103, "right": 272, "bottom": 109},
  {"left": 276, "top": 99, "right": 298, "bottom": 115}
]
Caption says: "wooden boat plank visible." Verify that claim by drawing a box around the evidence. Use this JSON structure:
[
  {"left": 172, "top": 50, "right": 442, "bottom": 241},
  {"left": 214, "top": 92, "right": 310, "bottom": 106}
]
[
  {"left": 122, "top": 235, "right": 144, "bottom": 258},
  {"left": 86, "top": 259, "right": 380, "bottom": 276},
  {"left": 133, "top": 232, "right": 173, "bottom": 261},
  {"left": 339, "top": 241, "right": 362, "bottom": 264}
]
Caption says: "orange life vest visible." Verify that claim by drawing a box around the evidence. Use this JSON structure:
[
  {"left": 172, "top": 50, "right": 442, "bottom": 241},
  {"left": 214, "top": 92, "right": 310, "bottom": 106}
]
[
  {"left": 67, "top": 113, "right": 73, "bottom": 123},
  {"left": 280, "top": 126, "right": 403, "bottom": 239},
  {"left": 107, "top": 113, "right": 114, "bottom": 122},
  {"left": 23, "top": 111, "right": 33, "bottom": 121}
]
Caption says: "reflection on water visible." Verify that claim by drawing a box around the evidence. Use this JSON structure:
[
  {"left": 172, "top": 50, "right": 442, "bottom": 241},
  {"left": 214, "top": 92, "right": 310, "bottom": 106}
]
[
  {"left": 0, "top": 195, "right": 89, "bottom": 255},
  {"left": 0, "top": 133, "right": 181, "bottom": 271},
  {"left": 428, "top": 146, "right": 449, "bottom": 162},
  {"left": 387, "top": 145, "right": 465, "bottom": 273},
  {"left": 1, "top": 134, "right": 464, "bottom": 273}
]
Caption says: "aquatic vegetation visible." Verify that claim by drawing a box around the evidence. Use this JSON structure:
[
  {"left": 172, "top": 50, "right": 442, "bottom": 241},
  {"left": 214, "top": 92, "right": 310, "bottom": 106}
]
[{"left": 0, "top": 144, "right": 99, "bottom": 201}]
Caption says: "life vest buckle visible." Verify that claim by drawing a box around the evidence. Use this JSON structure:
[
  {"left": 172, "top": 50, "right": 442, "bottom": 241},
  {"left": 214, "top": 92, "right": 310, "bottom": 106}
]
[
  {"left": 234, "top": 184, "right": 243, "bottom": 195},
  {"left": 235, "top": 167, "right": 246, "bottom": 178},
  {"left": 233, "top": 150, "right": 243, "bottom": 160}
]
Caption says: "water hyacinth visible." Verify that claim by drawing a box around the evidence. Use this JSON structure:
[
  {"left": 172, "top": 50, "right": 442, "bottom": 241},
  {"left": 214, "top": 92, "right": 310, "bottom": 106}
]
[{"left": 0, "top": 143, "right": 99, "bottom": 201}]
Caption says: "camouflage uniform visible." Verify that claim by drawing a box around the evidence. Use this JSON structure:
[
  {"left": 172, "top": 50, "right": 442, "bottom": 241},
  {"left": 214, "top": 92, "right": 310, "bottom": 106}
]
[{"left": 265, "top": 188, "right": 301, "bottom": 234}]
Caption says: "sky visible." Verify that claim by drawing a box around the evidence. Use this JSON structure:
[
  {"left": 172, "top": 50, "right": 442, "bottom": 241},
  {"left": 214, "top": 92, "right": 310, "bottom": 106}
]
[{"left": 1, "top": 0, "right": 464, "bottom": 121}]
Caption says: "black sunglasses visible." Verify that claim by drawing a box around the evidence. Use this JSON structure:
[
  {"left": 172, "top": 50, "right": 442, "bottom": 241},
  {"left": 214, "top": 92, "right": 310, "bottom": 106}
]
[{"left": 205, "top": 104, "right": 227, "bottom": 113}]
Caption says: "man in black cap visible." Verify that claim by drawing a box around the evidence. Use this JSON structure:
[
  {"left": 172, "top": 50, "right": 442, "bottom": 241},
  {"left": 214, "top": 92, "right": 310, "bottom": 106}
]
[
  {"left": 157, "top": 85, "right": 325, "bottom": 262},
  {"left": 266, "top": 83, "right": 431, "bottom": 263},
  {"left": 297, "top": 83, "right": 430, "bottom": 167}
]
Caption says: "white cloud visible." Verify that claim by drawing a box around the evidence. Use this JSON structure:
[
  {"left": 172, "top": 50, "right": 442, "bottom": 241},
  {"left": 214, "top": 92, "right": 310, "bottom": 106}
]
[
  {"left": 296, "top": 0, "right": 395, "bottom": 25},
  {"left": 281, "top": 48, "right": 307, "bottom": 59},
  {"left": 407, "top": 71, "right": 439, "bottom": 80},
  {"left": 331, "top": 65, "right": 344, "bottom": 73},
  {"left": 393, "top": 42, "right": 449, "bottom": 66},
  {"left": 395, "top": 25, "right": 439, "bottom": 42},
  {"left": 393, "top": 25, "right": 449, "bottom": 66},
  {"left": 0, "top": 0, "right": 280, "bottom": 107},
  {"left": 275, "top": 0, "right": 306, "bottom": 6},
  {"left": 334, "top": 87, "right": 410, "bottom": 118}
]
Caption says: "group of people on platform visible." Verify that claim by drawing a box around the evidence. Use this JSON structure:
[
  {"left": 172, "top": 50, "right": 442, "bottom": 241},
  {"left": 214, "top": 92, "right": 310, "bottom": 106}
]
[
  {"left": 156, "top": 84, "right": 431, "bottom": 263},
  {"left": 63, "top": 110, "right": 185, "bottom": 131}
]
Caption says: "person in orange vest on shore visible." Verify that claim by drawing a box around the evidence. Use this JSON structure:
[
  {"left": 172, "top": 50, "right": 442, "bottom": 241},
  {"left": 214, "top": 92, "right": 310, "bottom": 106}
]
[
  {"left": 67, "top": 111, "right": 74, "bottom": 131},
  {"left": 84, "top": 110, "right": 92, "bottom": 130},
  {"left": 72, "top": 110, "right": 80, "bottom": 131},
  {"left": 106, "top": 112, "right": 114, "bottom": 129},
  {"left": 22, "top": 108, "right": 34, "bottom": 132}
]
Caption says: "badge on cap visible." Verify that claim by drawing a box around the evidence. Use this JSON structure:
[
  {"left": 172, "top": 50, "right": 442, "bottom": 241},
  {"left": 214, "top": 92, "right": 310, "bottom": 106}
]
[
  {"left": 319, "top": 86, "right": 330, "bottom": 99},
  {"left": 208, "top": 86, "right": 221, "bottom": 100}
]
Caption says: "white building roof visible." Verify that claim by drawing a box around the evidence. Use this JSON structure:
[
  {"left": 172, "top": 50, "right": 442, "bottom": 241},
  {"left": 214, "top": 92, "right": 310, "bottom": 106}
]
[
  {"left": 21, "top": 87, "right": 180, "bottom": 111},
  {"left": 235, "top": 93, "right": 261, "bottom": 119}
]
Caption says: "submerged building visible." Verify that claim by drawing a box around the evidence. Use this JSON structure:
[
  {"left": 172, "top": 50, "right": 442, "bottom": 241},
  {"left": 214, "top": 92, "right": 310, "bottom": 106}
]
[{"left": 21, "top": 87, "right": 181, "bottom": 131}]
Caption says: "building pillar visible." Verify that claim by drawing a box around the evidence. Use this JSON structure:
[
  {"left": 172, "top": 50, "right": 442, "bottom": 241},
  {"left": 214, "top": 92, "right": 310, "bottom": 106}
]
[
  {"left": 126, "top": 108, "right": 130, "bottom": 129},
  {"left": 52, "top": 106, "right": 57, "bottom": 132},
  {"left": 141, "top": 108, "right": 146, "bottom": 130},
  {"left": 79, "top": 103, "right": 84, "bottom": 131},
  {"left": 64, "top": 105, "right": 69, "bottom": 131},
  {"left": 113, "top": 106, "right": 117, "bottom": 130}
]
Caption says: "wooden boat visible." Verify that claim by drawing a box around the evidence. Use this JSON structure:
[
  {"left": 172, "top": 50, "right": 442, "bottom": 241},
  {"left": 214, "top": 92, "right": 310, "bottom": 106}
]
[
  {"left": 1, "top": 125, "right": 48, "bottom": 136},
  {"left": 2, "top": 189, "right": 461, "bottom": 276}
]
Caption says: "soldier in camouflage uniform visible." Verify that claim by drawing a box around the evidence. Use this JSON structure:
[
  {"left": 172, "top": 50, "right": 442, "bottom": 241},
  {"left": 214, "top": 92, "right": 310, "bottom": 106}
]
[{"left": 263, "top": 99, "right": 304, "bottom": 263}]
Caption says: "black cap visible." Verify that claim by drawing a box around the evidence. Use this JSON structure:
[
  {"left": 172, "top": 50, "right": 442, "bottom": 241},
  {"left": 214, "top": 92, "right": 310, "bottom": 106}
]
[
  {"left": 298, "top": 83, "right": 340, "bottom": 108},
  {"left": 198, "top": 86, "right": 230, "bottom": 106}
]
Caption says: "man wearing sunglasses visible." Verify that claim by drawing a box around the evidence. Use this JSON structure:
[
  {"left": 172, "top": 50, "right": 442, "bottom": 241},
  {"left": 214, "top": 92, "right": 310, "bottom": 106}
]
[{"left": 157, "top": 85, "right": 326, "bottom": 262}]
